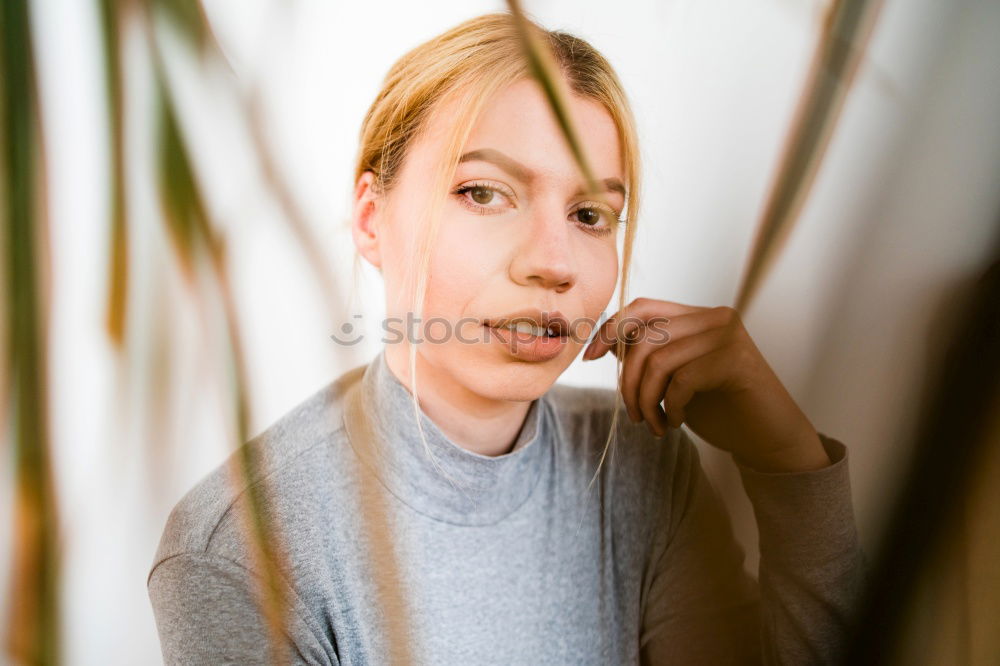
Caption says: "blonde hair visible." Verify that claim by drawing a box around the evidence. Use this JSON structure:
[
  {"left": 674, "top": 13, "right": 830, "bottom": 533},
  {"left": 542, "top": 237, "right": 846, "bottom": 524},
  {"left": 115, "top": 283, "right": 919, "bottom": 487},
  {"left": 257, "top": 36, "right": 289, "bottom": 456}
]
[{"left": 352, "top": 11, "right": 641, "bottom": 490}]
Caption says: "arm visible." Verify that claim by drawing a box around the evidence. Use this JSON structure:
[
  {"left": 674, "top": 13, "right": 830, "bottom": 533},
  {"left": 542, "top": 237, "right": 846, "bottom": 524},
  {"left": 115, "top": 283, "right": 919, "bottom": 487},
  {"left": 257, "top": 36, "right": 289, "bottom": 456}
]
[
  {"left": 735, "top": 432, "right": 866, "bottom": 664},
  {"left": 640, "top": 431, "right": 865, "bottom": 665},
  {"left": 148, "top": 552, "right": 335, "bottom": 666}
]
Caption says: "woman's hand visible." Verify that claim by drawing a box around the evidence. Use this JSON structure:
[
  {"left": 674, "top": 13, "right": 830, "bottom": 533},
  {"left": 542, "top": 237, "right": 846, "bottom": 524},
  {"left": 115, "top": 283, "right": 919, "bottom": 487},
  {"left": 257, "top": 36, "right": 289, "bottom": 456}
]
[{"left": 582, "top": 298, "right": 831, "bottom": 473}]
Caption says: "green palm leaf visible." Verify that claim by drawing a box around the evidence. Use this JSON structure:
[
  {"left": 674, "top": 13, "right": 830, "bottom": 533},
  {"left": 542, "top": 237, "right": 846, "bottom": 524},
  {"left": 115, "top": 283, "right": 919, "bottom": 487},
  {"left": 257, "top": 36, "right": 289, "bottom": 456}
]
[{"left": 2, "top": 0, "right": 61, "bottom": 663}]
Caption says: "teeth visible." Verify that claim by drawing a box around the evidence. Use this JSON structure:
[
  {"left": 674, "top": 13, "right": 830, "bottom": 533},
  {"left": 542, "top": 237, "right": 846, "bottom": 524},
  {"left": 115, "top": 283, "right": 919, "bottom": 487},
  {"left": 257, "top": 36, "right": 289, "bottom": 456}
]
[{"left": 509, "top": 322, "right": 550, "bottom": 337}]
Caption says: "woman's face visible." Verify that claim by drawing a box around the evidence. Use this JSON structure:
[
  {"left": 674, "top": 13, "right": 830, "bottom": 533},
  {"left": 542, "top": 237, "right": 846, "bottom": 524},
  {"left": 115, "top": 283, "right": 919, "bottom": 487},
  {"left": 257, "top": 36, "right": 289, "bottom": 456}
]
[{"left": 354, "top": 77, "right": 624, "bottom": 402}]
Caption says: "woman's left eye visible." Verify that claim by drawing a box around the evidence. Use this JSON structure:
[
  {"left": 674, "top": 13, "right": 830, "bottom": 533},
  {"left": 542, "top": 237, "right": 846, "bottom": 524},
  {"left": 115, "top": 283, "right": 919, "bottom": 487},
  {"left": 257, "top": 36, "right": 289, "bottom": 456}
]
[
  {"left": 570, "top": 205, "right": 621, "bottom": 234},
  {"left": 573, "top": 207, "right": 615, "bottom": 228}
]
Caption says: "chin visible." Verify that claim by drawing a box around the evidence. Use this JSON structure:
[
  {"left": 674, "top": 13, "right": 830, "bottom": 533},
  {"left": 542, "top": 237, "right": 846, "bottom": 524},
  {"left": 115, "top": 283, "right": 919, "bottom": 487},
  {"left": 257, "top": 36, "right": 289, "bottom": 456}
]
[{"left": 459, "top": 351, "right": 570, "bottom": 402}]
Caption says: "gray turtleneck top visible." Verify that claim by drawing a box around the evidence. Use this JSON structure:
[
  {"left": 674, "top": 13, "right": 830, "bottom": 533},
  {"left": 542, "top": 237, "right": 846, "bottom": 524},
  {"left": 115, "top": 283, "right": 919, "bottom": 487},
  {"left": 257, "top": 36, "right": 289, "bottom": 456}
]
[{"left": 148, "top": 347, "right": 865, "bottom": 665}]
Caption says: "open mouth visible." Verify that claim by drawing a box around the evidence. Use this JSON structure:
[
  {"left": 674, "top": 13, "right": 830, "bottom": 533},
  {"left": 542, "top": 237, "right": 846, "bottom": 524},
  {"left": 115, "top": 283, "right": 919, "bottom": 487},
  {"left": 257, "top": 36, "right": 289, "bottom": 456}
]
[
  {"left": 481, "top": 313, "right": 570, "bottom": 362},
  {"left": 482, "top": 316, "right": 569, "bottom": 339},
  {"left": 484, "top": 322, "right": 565, "bottom": 338}
]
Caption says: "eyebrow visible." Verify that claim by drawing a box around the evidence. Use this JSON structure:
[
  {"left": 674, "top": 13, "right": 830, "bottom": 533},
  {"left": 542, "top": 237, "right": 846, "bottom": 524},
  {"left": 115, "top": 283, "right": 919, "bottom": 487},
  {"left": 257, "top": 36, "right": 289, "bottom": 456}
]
[{"left": 458, "top": 148, "right": 626, "bottom": 199}]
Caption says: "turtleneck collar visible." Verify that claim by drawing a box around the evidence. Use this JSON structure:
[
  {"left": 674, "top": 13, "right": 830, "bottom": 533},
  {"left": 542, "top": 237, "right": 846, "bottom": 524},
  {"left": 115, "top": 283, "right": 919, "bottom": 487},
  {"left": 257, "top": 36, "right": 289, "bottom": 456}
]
[{"left": 341, "top": 347, "right": 554, "bottom": 526}]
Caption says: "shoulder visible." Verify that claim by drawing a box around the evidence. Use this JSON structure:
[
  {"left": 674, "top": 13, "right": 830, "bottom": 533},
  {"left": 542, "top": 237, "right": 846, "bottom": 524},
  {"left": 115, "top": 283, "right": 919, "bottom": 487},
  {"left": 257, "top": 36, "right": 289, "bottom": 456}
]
[{"left": 149, "top": 362, "right": 368, "bottom": 574}]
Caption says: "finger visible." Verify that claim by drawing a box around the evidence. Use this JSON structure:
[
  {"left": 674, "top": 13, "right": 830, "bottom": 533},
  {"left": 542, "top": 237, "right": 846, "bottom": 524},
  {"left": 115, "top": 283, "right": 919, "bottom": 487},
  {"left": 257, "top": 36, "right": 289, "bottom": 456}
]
[
  {"left": 644, "top": 306, "right": 741, "bottom": 346},
  {"left": 618, "top": 309, "right": 739, "bottom": 425},
  {"left": 583, "top": 314, "right": 645, "bottom": 362},
  {"left": 662, "top": 346, "right": 735, "bottom": 428},
  {"left": 619, "top": 328, "right": 658, "bottom": 422},
  {"left": 585, "top": 298, "right": 704, "bottom": 360},
  {"left": 591, "top": 299, "right": 702, "bottom": 359},
  {"left": 636, "top": 327, "right": 731, "bottom": 434}
]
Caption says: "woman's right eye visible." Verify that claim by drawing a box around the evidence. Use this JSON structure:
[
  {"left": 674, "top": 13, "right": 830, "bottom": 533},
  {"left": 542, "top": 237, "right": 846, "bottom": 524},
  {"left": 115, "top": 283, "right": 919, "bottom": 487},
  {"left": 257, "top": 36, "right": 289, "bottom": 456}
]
[
  {"left": 453, "top": 182, "right": 515, "bottom": 214},
  {"left": 468, "top": 186, "right": 494, "bottom": 204}
]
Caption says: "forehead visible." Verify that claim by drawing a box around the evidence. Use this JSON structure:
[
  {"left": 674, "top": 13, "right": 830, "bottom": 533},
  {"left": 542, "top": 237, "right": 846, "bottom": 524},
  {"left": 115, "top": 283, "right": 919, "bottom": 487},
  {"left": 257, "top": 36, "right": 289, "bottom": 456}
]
[{"left": 418, "top": 77, "right": 623, "bottom": 185}]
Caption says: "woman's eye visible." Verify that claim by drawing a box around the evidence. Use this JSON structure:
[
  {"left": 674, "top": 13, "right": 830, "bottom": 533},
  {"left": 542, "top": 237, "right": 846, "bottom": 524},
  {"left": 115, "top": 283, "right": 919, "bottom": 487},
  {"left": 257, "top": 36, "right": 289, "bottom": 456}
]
[
  {"left": 574, "top": 208, "right": 602, "bottom": 226},
  {"left": 454, "top": 184, "right": 621, "bottom": 234},
  {"left": 572, "top": 205, "right": 621, "bottom": 234},
  {"left": 454, "top": 182, "right": 514, "bottom": 213},
  {"left": 469, "top": 186, "right": 494, "bottom": 205}
]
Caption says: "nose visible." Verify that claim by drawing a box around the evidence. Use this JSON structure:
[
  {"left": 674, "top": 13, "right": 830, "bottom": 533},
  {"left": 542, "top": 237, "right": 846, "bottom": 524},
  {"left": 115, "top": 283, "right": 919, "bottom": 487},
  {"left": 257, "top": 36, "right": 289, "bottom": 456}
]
[{"left": 509, "top": 206, "right": 577, "bottom": 293}]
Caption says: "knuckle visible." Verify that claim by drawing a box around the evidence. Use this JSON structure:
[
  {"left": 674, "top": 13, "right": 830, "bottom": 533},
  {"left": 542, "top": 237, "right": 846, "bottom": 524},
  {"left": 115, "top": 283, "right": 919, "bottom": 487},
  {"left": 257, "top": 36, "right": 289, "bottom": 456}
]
[
  {"left": 735, "top": 341, "right": 755, "bottom": 366},
  {"left": 649, "top": 349, "right": 672, "bottom": 372},
  {"left": 712, "top": 305, "right": 737, "bottom": 322},
  {"left": 670, "top": 369, "right": 689, "bottom": 390},
  {"left": 627, "top": 297, "right": 651, "bottom": 315}
]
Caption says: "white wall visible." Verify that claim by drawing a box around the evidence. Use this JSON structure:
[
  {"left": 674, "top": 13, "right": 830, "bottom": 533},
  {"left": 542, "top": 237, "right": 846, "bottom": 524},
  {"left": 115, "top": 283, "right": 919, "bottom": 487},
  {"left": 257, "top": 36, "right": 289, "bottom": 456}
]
[{"left": 10, "top": 0, "right": 999, "bottom": 663}]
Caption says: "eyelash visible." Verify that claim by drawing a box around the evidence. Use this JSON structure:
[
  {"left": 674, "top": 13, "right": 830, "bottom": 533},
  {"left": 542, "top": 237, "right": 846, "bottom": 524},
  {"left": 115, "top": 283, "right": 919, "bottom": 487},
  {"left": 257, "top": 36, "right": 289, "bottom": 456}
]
[{"left": 451, "top": 181, "right": 624, "bottom": 237}]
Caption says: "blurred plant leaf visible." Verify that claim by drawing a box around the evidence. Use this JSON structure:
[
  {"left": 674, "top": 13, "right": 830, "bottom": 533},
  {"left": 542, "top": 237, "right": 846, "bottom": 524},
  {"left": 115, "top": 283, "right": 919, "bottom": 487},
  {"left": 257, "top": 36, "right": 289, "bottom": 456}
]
[
  {"left": 153, "top": 61, "right": 293, "bottom": 663},
  {"left": 147, "top": 0, "right": 219, "bottom": 57},
  {"left": 505, "top": 0, "right": 601, "bottom": 197},
  {"left": 503, "top": 2, "right": 637, "bottom": 494},
  {"left": 342, "top": 385, "right": 417, "bottom": 665},
  {"left": 1, "top": 0, "right": 61, "bottom": 663},
  {"left": 155, "top": 70, "right": 210, "bottom": 280},
  {"left": 734, "top": 0, "right": 885, "bottom": 313},
  {"left": 99, "top": 0, "right": 129, "bottom": 347},
  {"left": 212, "top": 239, "right": 296, "bottom": 666},
  {"left": 845, "top": 243, "right": 1000, "bottom": 663},
  {"left": 245, "top": 90, "right": 349, "bottom": 337}
]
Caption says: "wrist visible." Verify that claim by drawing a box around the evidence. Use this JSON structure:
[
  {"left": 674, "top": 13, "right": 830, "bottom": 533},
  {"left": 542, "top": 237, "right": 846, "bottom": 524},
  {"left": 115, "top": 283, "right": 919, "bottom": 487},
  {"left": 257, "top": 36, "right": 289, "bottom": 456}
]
[{"left": 735, "top": 431, "right": 831, "bottom": 473}]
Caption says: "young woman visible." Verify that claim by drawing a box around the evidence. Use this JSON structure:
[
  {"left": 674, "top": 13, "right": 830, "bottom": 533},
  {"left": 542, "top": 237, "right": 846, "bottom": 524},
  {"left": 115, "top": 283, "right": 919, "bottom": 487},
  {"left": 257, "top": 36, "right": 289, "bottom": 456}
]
[{"left": 148, "top": 12, "right": 865, "bottom": 665}]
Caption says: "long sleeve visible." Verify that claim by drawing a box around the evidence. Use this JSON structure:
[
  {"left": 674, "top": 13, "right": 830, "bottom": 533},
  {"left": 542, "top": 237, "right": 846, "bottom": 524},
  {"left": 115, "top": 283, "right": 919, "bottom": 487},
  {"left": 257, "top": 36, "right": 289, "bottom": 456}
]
[
  {"left": 639, "top": 431, "right": 865, "bottom": 665},
  {"left": 148, "top": 551, "right": 336, "bottom": 666}
]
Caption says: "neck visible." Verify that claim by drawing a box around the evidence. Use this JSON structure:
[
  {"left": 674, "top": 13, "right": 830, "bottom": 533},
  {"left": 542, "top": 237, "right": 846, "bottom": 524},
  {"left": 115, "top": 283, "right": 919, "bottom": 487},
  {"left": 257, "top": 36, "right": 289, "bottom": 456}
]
[{"left": 384, "top": 344, "right": 531, "bottom": 457}]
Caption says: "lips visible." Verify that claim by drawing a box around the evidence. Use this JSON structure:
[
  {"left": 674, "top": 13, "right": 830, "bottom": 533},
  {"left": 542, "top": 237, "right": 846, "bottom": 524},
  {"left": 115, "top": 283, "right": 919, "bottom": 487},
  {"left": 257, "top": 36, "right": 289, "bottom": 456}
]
[
  {"left": 482, "top": 309, "right": 570, "bottom": 337},
  {"left": 482, "top": 309, "right": 570, "bottom": 363}
]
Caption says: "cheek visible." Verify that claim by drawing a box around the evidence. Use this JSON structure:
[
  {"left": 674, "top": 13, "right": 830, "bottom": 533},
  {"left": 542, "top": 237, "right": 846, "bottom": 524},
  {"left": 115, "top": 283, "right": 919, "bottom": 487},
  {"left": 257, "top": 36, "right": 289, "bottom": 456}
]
[
  {"left": 378, "top": 226, "right": 422, "bottom": 313},
  {"left": 580, "top": 241, "right": 620, "bottom": 315},
  {"left": 423, "top": 220, "right": 497, "bottom": 313}
]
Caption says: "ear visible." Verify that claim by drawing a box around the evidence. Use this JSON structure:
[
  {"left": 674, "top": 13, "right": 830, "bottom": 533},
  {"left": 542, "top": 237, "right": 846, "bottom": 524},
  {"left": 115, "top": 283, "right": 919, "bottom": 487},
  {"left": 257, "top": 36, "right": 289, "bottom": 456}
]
[{"left": 351, "top": 170, "right": 383, "bottom": 270}]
